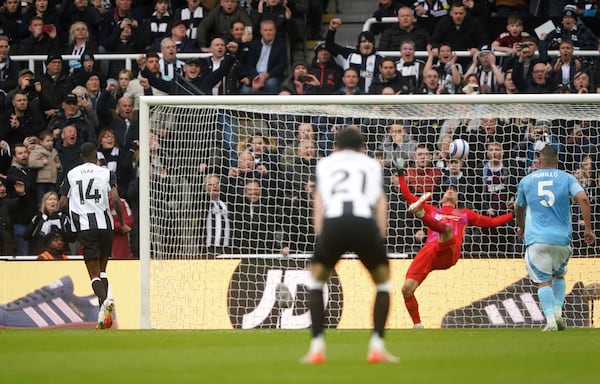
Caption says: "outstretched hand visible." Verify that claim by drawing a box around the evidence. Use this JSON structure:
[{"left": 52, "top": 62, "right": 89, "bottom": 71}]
[{"left": 393, "top": 157, "right": 406, "bottom": 176}]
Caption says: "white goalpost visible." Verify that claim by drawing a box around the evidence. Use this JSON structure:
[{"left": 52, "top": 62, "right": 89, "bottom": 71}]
[{"left": 138, "top": 94, "right": 600, "bottom": 330}]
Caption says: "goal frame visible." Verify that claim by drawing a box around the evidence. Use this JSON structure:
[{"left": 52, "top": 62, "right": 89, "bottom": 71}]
[{"left": 138, "top": 94, "right": 600, "bottom": 329}]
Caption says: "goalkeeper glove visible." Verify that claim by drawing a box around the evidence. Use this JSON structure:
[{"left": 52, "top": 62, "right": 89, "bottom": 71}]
[{"left": 393, "top": 157, "right": 406, "bottom": 176}]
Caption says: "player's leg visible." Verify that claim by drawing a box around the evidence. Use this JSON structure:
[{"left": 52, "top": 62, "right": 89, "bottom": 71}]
[
  {"left": 98, "top": 230, "right": 115, "bottom": 329},
  {"left": 80, "top": 232, "right": 108, "bottom": 309},
  {"left": 551, "top": 248, "right": 571, "bottom": 331},
  {"left": 301, "top": 261, "right": 331, "bottom": 364},
  {"left": 525, "top": 244, "right": 558, "bottom": 331},
  {"left": 367, "top": 263, "right": 398, "bottom": 363},
  {"left": 402, "top": 245, "right": 434, "bottom": 328}
]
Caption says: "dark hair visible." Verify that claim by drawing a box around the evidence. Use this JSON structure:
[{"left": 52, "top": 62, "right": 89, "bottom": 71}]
[
  {"left": 334, "top": 128, "right": 364, "bottom": 150},
  {"left": 80, "top": 142, "right": 97, "bottom": 161}
]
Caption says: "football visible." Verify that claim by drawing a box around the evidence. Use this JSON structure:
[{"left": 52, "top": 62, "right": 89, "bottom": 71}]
[{"left": 449, "top": 139, "right": 470, "bottom": 160}]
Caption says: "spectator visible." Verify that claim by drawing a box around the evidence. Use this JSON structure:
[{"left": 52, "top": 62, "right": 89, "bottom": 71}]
[
  {"left": 281, "top": 173, "right": 316, "bottom": 253},
  {"left": 25, "top": 191, "right": 73, "bottom": 255},
  {"left": 494, "top": 0, "right": 530, "bottom": 17},
  {"left": 0, "top": 177, "right": 22, "bottom": 256},
  {"left": 5, "top": 68, "right": 42, "bottom": 110},
  {"left": 109, "top": 196, "right": 134, "bottom": 258},
  {"left": 231, "top": 178, "right": 284, "bottom": 254},
  {"left": 429, "top": 1, "right": 488, "bottom": 68},
  {"left": 256, "top": 0, "right": 297, "bottom": 43},
  {"left": 64, "top": 20, "right": 99, "bottom": 75},
  {"left": 413, "top": 0, "right": 449, "bottom": 33},
  {"left": 548, "top": 39, "right": 582, "bottom": 91},
  {"left": 477, "top": 140, "right": 524, "bottom": 254},
  {"left": 38, "top": 53, "right": 74, "bottom": 122},
  {"left": 423, "top": 43, "right": 463, "bottom": 94},
  {"left": 460, "top": 73, "right": 480, "bottom": 94},
  {"left": 512, "top": 54, "right": 556, "bottom": 94},
  {"left": 96, "top": 128, "right": 135, "bottom": 197},
  {"left": 224, "top": 19, "right": 253, "bottom": 63},
  {"left": 307, "top": 41, "right": 343, "bottom": 94},
  {"left": 70, "top": 52, "right": 103, "bottom": 87},
  {"left": 503, "top": 35, "right": 548, "bottom": 83},
  {"left": 27, "top": 130, "right": 62, "bottom": 205},
  {"left": 149, "top": 19, "right": 199, "bottom": 53},
  {"left": 368, "top": 56, "right": 402, "bottom": 94},
  {"left": 336, "top": 67, "right": 362, "bottom": 95},
  {"left": 99, "top": 0, "right": 144, "bottom": 51},
  {"left": 36, "top": 230, "right": 69, "bottom": 260},
  {"left": 97, "top": 95, "right": 138, "bottom": 151},
  {"left": 571, "top": 154, "right": 599, "bottom": 255},
  {"left": 544, "top": 5, "right": 598, "bottom": 51},
  {"left": 105, "top": 14, "right": 146, "bottom": 79},
  {"left": 6, "top": 143, "right": 37, "bottom": 256},
  {"left": 54, "top": 124, "right": 81, "bottom": 179},
  {"left": 197, "top": 173, "right": 232, "bottom": 256},
  {"left": 280, "top": 59, "right": 321, "bottom": 95},
  {"left": 378, "top": 6, "right": 430, "bottom": 52},
  {"left": 125, "top": 52, "right": 169, "bottom": 109},
  {"left": 18, "top": 16, "right": 60, "bottom": 76},
  {"left": 173, "top": 0, "right": 208, "bottom": 41},
  {"left": 325, "top": 17, "right": 383, "bottom": 93},
  {"left": 204, "top": 37, "right": 248, "bottom": 95},
  {"left": 502, "top": 68, "right": 518, "bottom": 94},
  {"left": 417, "top": 67, "right": 444, "bottom": 94},
  {"left": 394, "top": 39, "right": 425, "bottom": 94},
  {"left": 142, "top": 0, "right": 172, "bottom": 49},
  {"left": 0, "top": 90, "right": 44, "bottom": 149},
  {"left": 572, "top": 70, "right": 591, "bottom": 93},
  {"left": 0, "top": 35, "right": 19, "bottom": 96},
  {"left": 157, "top": 37, "right": 185, "bottom": 80},
  {"left": 371, "top": 0, "right": 402, "bottom": 35},
  {"left": 24, "top": 0, "right": 60, "bottom": 34},
  {"left": 378, "top": 121, "right": 417, "bottom": 166},
  {"left": 240, "top": 19, "right": 288, "bottom": 94},
  {"left": 561, "top": 122, "right": 597, "bottom": 171},
  {"left": 47, "top": 92, "right": 97, "bottom": 145},
  {"left": 59, "top": 0, "right": 102, "bottom": 46},
  {"left": 405, "top": 143, "right": 442, "bottom": 195},
  {"left": 196, "top": 0, "right": 252, "bottom": 51},
  {"left": 491, "top": 14, "right": 530, "bottom": 58},
  {"left": 463, "top": 44, "right": 505, "bottom": 94},
  {"left": 0, "top": 0, "right": 27, "bottom": 47},
  {"left": 437, "top": 157, "right": 477, "bottom": 211},
  {"left": 111, "top": 69, "right": 133, "bottom": 105}
]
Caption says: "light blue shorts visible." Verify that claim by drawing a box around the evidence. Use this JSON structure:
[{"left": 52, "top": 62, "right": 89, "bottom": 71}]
[{"left": 525, "top": 243, "right": 572, "bottom": 283}]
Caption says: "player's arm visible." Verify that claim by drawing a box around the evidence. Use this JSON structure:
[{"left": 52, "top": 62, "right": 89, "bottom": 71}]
[
  {"left": 313, "top": 191, "right": 324, "bottom": 237},
  {"left": 514, "top": 202, "right": 525, "bottom": 238},
  {"left": 374, "top": 193, "right": 388, "bottom": 239},
  {"left": 466, "top": 209, "right": 514, "bottom": 228},
  {"left": 59, "top": 195, "right": 68, "bottom": 211},
  {"left": 575, "top": 190, "right": 596, "bottom": 244},
  {"left": 394, "top": 158, "right": 418, "bottom": 205}
]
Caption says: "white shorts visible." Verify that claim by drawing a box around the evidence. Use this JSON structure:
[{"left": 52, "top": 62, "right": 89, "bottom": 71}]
[{"left": 524, "top": 243, "right": 572, "bottom": 283}]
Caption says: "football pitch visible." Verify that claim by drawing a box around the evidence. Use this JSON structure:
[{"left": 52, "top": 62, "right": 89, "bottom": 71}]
[{"left": 1, "top": 328, "right": 598, "bottom": 384}]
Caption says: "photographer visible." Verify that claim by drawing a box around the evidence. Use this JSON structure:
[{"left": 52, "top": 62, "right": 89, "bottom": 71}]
[
  {"left": 18, "top": 16, "right": 60, "bottom": 76},
  {"left": 5, "top": 68, "right": 42, "bottom": 107},
  {"left": 279, "top": 60, "right": 320, "bottom": 95}
]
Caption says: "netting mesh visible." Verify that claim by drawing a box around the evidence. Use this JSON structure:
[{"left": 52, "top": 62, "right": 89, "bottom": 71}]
[{"left": 141, "top": 97, "right": 600, "bottom": 329}]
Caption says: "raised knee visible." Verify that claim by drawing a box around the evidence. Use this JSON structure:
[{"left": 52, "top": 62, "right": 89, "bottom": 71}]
[{"left": 401, "top": 284, "right": 414, "bottom": 298}]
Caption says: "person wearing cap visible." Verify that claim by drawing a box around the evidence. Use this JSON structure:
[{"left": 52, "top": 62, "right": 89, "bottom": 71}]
[
  {"left": 544, "top": 4, "right": 598, "bottom": 50},
  {"left": 196, "top": 0, "right": 252, "bottom": 51},
  {"left": 378, "top": 6, "right": 430, "bottom": 52},
  {"left": 70, "top": 53, "right": 103, "bottom": 87},
  {"left": 324, "top": 17, "right": 383, "bottom": 94},
  {"left": 280, "top": 60, "right": 320, "bottom": 95},
  {"left": 463, "top": 44, "right": 505, "bottom": 94},
  {"left": 5, "top": 68, "right": 42, "bottom": 107},
  {"left": 18, "top": 16, "right": 60, "bottom": 77},
  {"left": 47, "top": 92, "right": 98, "bottom": 145},
  {"left": 240, "top": 19, "right": 288, "bottom": 94},
  {"left": 429, "top": 1, "right": 489, "bottom": 68},
  {"left": 308, "top": 41, "right": 343, "bottom": 94},
  {"left": 38, "top": 53, "right": 74, "bottom": 122}
]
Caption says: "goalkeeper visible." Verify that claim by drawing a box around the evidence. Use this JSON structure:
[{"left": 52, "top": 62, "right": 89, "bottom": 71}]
[{"left": 395, "top": 159, "right": 514, "bottom": 328}]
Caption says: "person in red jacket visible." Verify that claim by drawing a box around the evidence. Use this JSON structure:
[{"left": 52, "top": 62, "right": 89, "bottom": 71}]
[
  {"left": 396, "top": 159, "right": 514, "bottom": 328},
  {"left": 109, "top": 197, "right": 134, "bottom": 259}
]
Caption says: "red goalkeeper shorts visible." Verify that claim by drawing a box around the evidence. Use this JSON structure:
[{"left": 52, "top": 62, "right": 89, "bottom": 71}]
[{"left": 405, "top": 237, "right": 458, "bottom": 284}]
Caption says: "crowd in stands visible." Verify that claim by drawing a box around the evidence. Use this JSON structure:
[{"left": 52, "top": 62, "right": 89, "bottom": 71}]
[{"left": 1, "top": 0, "right": 600, "bottom": 259}]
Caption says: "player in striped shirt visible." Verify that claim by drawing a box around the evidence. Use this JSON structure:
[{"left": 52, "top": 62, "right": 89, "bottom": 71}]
[
  {"left": 59, "top": 142, "right": 130, "bottom": 329},
  {"left": 302, "top": 128, "right": 397, "bottom": 364},
  {"left": 396, "top": 159, "right": 514, "bottom": 328}
]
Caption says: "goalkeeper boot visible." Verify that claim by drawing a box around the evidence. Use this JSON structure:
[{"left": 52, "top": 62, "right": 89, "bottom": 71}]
[
  {"left": 96, "top": 298, "right": 115, "bottom": 330},
  {"left": 408, "top": 192, "right": 431, "bottom": 218},
  {"left": 367, "top": 348, "right": 399, "bottom": 364}
]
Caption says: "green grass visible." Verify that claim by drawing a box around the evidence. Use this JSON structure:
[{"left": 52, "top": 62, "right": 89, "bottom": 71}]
[{"left": 1, "top": 329, "right": 599, "bottom": 384}]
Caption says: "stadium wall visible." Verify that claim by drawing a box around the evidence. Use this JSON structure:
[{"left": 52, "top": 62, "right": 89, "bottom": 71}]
[{"left": 1, "top": 259, "right": 598, "bottom": 329}]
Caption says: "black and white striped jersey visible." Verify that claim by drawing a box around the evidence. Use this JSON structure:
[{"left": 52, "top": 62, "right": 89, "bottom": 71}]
[
  {"left": 316, "top": 150, "right": 384, "bottom": 219},
  {"left": 60, "top": 163, "right": 117, "bottom": 232}
]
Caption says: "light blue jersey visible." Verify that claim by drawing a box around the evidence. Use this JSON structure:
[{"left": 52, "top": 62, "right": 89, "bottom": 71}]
[{"left": 516, "top": 168, "right": 584, "bottom": 246}]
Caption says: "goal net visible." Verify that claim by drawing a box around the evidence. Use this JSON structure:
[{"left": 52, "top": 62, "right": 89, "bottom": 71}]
[{"left": 138, "top": 94, "right": 600, "bottom": 329}]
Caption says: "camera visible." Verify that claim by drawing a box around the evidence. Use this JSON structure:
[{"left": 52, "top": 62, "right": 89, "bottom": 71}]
[
  {"left": 516, "top": 43, "right": 527, "bottom": 49},
  {"left": 297, "top": 75, "right": 310, "bottom": 83},
  {"left": 472, "top": 85, "right": 479, "bottom": 92}
]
